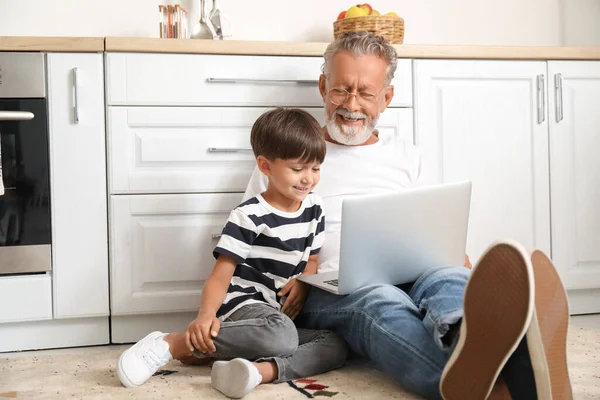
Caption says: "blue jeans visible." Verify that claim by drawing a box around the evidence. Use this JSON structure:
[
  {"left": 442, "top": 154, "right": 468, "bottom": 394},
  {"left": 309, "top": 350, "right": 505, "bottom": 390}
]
[{"left": 296, "top": 266, "right": 470, "bottom": 400}]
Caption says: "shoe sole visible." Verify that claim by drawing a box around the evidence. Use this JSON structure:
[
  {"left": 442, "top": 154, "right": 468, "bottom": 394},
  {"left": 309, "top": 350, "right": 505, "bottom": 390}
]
[
  {"left": 531, "top": 250, "right": 573, "bottom": 400},
  {"left": 440, "top": 240, "right": 534, "bottom": 400},
  {"left": 211, "top": 358, "right": 256, "bottom": 399}
]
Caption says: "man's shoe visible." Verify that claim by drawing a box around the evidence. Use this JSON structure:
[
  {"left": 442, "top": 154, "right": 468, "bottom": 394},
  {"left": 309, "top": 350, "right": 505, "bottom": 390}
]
[
  {"left": 117, "top": 331, "right": 173, "bottom": 388},
  {"left": 440, "top": 240, "right": 535, "bottom": 400},
  {"left": 530, "top": 250, "right": 573, "bottom": 400}
]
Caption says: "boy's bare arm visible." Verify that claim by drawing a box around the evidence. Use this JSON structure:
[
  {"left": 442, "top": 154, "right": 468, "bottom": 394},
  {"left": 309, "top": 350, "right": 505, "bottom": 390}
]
[
  {"left": 186, "top": 254, "right": 236, "bottom": 353},
  {"left": 198, "top": 254, "right": 237, "bottom": 316}
]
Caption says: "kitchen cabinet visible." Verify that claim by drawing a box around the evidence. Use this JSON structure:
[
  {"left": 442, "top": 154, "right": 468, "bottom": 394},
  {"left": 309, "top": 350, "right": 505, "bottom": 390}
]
[
  {"left": 547, "top": 61, "right": 600, "bottom": 314},
  {"left": 415, "top": 59, "right": 600, "bottom": 314},
  {"left": 105, "top": 53, "right": 413, "bottom": 108},
  {"left": 104, "top": 50, "right": 415, "bottom": 341},
  {"left": 110, "top": 193, "right": 243, "bottom": 315},
  {"left": 414, "top": 60, "right": 551, "bottom": 264},
  {"left": 47, "top": 53, "right": 110, "bottom": 318},
  {"left": 106, "top": 105, "right": 413, "bottom": 333},
  {"left": 0, "top": 53, "right": 109, "bottom": 352}
]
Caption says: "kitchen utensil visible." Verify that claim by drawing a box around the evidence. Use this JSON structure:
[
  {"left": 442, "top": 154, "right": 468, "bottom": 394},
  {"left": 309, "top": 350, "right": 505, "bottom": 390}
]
[
  {"left": 191, "top": 0, "right": 217, "bottom": 39},
  {"left": 210, "top": 0, "right": 233, "bottom": 39}
]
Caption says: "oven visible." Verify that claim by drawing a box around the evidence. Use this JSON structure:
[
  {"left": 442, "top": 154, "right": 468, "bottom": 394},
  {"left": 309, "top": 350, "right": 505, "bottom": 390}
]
[{"left": 0, "top": 53, "right": 51, "bottom": 275}]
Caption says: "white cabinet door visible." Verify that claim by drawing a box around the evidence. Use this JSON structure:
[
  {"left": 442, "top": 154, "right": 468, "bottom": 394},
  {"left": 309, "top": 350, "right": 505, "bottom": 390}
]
[
  {"left": 47, "top": 53, "right": 109, "bottom": 318},
  {"left": 548, "top": 61, "right": 600, "bottom": 314},
  {"left": 414, "top": 60, "right": 551, "bottom": 263},
  {"left": 110, "top": 193, "right": 243, "bottom": 315}
]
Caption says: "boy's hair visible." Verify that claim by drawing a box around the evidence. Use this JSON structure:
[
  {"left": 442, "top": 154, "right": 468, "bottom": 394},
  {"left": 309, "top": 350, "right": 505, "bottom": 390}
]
[{"left": 250, "top": 108, "right": 326, "bottom": 164}]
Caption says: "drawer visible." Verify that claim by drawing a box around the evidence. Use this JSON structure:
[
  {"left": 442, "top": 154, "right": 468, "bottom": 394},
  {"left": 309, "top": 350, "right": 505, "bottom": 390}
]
[
  {"left": 110, "top": 193, "right": 243, "bottom": 315},
  {"left": 105, "top": 53, "right": 413, "bottom": 107},
  {"left": 107, "top": 106, "right": 325, "bottom": 194}
]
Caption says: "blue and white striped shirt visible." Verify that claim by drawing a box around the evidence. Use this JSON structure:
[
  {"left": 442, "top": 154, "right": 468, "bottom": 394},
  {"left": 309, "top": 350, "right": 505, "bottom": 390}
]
[{"left": 213, "top": 193, "right": 325, "bottom": 320}]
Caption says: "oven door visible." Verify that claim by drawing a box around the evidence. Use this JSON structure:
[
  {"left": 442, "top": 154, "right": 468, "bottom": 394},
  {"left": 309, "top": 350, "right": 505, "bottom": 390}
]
[{"left": 0, "top": 99, "right": 52, "bottom": 275}]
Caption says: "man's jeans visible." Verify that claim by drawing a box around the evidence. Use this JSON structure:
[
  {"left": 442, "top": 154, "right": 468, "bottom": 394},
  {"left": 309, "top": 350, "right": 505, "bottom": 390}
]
[
  {"left": 296, "top": 265, "right": 470, "bottom": 400},
  {"left": 192, "top": 303, "right": 348, "bottom": 383}
]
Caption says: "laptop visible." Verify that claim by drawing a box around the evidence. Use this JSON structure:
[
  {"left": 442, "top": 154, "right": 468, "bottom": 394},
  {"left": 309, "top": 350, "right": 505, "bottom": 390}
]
[{"left": 298, "top": 181, "right": 472, "bottom": 295}]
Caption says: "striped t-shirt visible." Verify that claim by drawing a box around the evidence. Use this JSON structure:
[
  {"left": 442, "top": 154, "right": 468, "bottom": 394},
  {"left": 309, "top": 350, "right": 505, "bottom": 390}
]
[{"left": 213, "top": 193, "right": 325, "bottom": 320}]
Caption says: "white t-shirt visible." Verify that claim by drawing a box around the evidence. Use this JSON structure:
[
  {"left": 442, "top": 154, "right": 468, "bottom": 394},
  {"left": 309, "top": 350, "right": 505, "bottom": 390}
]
[{"left": 242, "top": 134, "right": 421, "bottom": 273}]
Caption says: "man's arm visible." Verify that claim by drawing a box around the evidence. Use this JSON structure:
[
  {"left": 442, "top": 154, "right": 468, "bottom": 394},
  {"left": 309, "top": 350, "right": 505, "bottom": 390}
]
[{"left": 242, "top": 166, "right": 268, "bottom": 202}]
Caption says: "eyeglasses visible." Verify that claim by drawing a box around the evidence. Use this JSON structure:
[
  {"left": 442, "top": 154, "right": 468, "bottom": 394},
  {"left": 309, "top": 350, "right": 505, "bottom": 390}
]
[{"left": 328, "top": 87, "right": 385, "bottom": 107}]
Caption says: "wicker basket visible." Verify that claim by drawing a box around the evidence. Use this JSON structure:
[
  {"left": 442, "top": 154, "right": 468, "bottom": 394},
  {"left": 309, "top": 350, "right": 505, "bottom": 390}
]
[{"left": 333, "top": 15, "right": 404, "bottom": 44}]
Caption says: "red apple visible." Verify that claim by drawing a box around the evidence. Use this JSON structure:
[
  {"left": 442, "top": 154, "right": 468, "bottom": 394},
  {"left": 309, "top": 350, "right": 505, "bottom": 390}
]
[
  {"left": 337, "top": 11, "right": 346, "bottom": 20},
  {"left": 358, "top": 3, "right": 373, "bottom": 14}
]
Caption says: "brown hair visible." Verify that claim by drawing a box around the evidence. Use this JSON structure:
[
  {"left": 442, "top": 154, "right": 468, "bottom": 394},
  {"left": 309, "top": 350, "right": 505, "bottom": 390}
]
[{"left": 250, "top": 108, "right": 326, "bottom": 163}]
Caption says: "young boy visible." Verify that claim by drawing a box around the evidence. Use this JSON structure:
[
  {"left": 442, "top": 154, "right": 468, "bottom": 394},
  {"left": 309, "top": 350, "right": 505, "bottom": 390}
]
[{"left": 117, "top": 108, "right": 348, "bottom": 398}]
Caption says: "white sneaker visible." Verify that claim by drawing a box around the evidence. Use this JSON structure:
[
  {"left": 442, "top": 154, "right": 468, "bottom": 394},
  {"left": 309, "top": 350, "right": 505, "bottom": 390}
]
[
  {"left": 117, "top": 331, "right": 173, "bottom": 388},
  {"left": 211, "top": 358, "right": 262, "bottom": 398}
]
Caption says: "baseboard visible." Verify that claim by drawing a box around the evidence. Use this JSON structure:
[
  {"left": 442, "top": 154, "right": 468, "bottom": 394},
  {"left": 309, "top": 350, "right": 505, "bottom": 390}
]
[
  {"left": 0, "top": 317, "right": 109, "bottom": 353},
  {"left": 568, "top": 288, "right": 600, "bottom": 315},
  {"left": 111, "top": 312, "right": 197, "bottom": 344}
]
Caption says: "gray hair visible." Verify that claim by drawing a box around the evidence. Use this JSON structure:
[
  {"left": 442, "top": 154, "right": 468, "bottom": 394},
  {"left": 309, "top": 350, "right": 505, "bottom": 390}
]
[{"left": 322, "top": 32, "right": 398, "bottom": 86}]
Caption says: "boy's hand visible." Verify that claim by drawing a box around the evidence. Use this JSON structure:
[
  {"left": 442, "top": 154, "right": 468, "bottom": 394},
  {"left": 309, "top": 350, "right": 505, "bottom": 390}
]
[
  {"left": 185, "top": 311, "right": 221, "bottom": 354},
  {"left": 279, "top": 278, "right": 310, "bottom": 320}
]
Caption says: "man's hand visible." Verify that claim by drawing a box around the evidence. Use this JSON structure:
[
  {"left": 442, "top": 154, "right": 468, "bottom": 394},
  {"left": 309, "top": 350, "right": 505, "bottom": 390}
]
[
  {"left": 279, "top": 278, "right": 310, "bottom": 320},
  {"left": 464, "top": 254, "right": 473, "bottom": 269},
  {"left": 185, "top": 311, "right": 221, "bottom": 354}
]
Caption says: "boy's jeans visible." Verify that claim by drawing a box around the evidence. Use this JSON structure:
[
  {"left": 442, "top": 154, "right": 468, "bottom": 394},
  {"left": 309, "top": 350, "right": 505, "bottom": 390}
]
[
  {"left": 296, "top": 265, "right": 470, "bottom": 400},
  {"left": 192, "top": 303, "right": 348, "bottom": 383}
]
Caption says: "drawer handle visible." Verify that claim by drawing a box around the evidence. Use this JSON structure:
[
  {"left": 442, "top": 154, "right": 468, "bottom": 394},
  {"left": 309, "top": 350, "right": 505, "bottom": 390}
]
[
  {"left": 0, "top": 111, "right": 35, "bottom": 121},
  {"left": 212, "top": 234, "right": 222, "bottom": 240},
  {"left": 208, "top": 147, "right": 253, "bottom": 153},
  {"left": 206, "top": 78, "right": 318, "bottom": 86}
]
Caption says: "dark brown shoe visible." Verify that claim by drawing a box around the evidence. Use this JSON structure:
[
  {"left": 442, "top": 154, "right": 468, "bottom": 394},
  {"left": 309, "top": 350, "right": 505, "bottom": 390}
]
[
  {"left": 529, "top": 250, "right": 573, "bottom": 400},
  {"left": 440, "top": 240, "right": 535, "bottom": 400}
]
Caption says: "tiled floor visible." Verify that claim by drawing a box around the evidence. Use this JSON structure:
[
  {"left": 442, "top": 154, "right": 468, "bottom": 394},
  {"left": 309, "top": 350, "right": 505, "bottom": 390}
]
[{"left": 3, "top": 314, "right": 599, "bottom": 358}]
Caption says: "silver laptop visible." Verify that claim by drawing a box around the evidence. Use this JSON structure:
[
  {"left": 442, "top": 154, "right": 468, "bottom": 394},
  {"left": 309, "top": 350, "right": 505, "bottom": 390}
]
[{"left": 298, "top": 181, "right": 472, "bottom": 295}]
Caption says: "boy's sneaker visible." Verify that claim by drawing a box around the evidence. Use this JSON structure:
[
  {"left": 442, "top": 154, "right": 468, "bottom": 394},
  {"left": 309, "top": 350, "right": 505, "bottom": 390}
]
[
  {"left": 440, "top": 240, "right": 535, "bottom": 400},
  {"left": 117, "top": 331, "right": 173, "bottom": 388},
  {"left": 211, "top": 358, "right": 262, "bottom": 398}
]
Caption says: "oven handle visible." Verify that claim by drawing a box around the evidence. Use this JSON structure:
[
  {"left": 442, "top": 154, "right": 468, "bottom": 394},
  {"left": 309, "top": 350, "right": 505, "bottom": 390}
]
[{"left": 0, "top": 111, "right": 35, "bottom": 121}]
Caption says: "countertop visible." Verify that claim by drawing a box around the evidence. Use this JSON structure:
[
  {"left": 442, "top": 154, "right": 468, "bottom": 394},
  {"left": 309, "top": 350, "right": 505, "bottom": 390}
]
[
  {"left": 0, "top": 36, "right": 104, "bottom": 52},
  {"left": 2, "top": 36, "right": 600, "bottom": 60},
  {"left": 104, "top": 37, "right": 600, "bottom": 60}
]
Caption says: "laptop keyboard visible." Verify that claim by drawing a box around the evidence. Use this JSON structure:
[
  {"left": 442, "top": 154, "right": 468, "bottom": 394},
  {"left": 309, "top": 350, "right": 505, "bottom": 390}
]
[{"left": 324, "top": 279, "right": 339, "bottom": 287}]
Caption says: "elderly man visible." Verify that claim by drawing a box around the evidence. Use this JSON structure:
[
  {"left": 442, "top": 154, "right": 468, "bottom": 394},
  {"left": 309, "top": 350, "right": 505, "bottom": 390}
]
[{"left": 243, "top": 32, "right": 572, "bottom": 400}]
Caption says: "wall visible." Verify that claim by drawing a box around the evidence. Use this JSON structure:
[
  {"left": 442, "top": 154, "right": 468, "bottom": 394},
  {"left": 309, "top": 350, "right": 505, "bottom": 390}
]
[
  {"left": 0, "top": 0, "right": 570, "bottom": 46},
  {"left": 561, "top": 0, "right": 600, "bottom": 46}
]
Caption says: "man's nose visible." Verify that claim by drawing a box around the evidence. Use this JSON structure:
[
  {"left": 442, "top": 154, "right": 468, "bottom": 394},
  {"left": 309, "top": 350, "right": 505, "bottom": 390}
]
[{"left": 343, "top": 93, "right": 362, "bottom": 112}]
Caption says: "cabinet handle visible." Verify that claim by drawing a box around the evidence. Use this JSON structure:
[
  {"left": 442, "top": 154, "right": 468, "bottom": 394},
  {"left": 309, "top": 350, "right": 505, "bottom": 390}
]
[
  {"left": 212, "top": 234, "right": 222, "bottom": 240},
  {"left": 537, "top": 74, "right": 545, "bottom": 124},
  {"left": 0, "top": 111, "right": 35, "bottom": 121},
  {"left": 72, "top": 67, "right": 80, "bottom": 124},
  {"left": 208, "top": 147, "right": 253, "bottom": 153},
  {"left": 555, "top": 73, "right": 563, "bottom": 123},
  {"left": 206, "top": 78, "right": 318, "bottom": 86}
]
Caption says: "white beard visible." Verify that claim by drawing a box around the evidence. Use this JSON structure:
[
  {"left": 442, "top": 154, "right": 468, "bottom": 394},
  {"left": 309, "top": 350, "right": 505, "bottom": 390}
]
[{"left": 325, "top": 108, "right": 378, "bottom": 146}]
